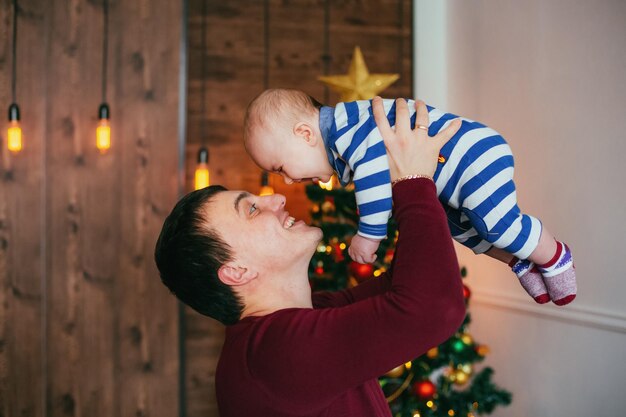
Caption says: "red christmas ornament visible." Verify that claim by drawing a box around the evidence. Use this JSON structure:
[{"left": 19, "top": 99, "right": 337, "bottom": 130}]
[
  {"left": 349, "top": 261, "right": 373, "bottom": 281},
  {"left": 463, "top": 284, "right": 471, "bottom": 300},
  {"left": 334, "top": 246, "right": 345, "bottom": 262},
  {"left": 413, "top": 380, "right": 436, "bottom": 400},
  {"left": 315, "top": 266, "right": 324, "bottom": 275}
]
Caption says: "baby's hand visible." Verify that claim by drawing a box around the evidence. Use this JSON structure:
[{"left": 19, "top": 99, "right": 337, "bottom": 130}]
[{"left": 349, "top": 235, "right": 382, "bottom": 264}]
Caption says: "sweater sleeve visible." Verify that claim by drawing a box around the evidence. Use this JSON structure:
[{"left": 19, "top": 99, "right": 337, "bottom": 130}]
[
  {"left": 247, "top": 178, "right": 466, "bottom": 414},
  {"left": 311, "top": 271, "right": 392, "bottom": 309}
]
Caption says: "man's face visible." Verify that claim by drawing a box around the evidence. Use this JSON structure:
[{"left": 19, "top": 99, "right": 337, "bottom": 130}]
[{"left": 205, "top": 190, "right": 322, "bottom": 276}]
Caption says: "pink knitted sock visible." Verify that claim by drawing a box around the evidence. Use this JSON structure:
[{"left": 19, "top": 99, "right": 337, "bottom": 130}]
[
  {"left": 510, "top": 258, "right": 550, "bottom": 304},
  {"left": 538, "top": 241, "right": 577, "bottom": 306}
]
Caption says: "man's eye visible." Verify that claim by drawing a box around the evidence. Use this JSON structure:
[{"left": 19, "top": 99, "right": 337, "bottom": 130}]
[{"left": 249, "top": 203, "right": 258, "bottom": 215}]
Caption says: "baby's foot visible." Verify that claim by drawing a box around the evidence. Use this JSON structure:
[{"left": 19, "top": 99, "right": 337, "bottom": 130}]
[
  {"left": 538, "top": 241, "right": 576, "bottom": 306},
  {"left": 510, "top": 258, "right": 550, "bottom": 304}
]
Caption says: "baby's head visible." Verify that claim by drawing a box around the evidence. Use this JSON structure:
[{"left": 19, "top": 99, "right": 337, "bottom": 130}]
[{"left": 244, "top": 89, "right": 334, "bottom": 184}]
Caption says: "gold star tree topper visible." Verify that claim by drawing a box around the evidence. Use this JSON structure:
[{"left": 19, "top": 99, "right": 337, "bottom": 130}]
[{"left": 318, "top": 46, "right": 400, "bottom": 102}]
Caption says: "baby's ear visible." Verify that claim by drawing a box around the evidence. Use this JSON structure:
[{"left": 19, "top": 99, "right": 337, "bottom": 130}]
[{"left": 294, "top": 122, "right": 318, "bottom": 146}]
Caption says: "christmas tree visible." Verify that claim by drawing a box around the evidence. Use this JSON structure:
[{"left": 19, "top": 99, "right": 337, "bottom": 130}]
[
  {"left": 306, "top": 180, "right": 512, "bottom": 417},
  {"left": 309, "top": 46, "right": 511, "bottom": 416}
]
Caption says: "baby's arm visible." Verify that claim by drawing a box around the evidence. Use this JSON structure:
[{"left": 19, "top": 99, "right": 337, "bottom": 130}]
[{"left": 344, "top": 99, "right": 395, "bottom": 264}]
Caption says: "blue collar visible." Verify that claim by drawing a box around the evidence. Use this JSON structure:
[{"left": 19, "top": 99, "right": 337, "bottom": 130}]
[{"left": 319, "top": 106, "right": 336, "bottom": 167}]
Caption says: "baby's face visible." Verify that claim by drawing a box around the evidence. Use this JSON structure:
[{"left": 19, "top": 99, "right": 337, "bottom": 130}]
[{"left": 247, "top": 130, "right": 334, "bottom": 185}]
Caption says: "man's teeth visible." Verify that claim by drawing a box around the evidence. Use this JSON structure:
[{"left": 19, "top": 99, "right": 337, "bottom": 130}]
[{"left": 283, "top": 216, "right": 295, "bottom": 229}]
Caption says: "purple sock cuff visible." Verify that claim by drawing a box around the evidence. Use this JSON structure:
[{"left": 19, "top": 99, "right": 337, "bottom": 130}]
[{"left": 512, "top": 259, "right": 533, "bottom": 278}]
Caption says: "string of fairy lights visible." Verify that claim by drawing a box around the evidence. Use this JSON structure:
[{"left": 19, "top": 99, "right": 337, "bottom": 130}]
[{"left": 5, "top": 0, "right": 111, "bottom": 154}]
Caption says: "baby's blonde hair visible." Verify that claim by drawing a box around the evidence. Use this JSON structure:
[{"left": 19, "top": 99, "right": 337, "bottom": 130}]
[{"left": 243, "top": 89, "right": 321, "bottom": 144}]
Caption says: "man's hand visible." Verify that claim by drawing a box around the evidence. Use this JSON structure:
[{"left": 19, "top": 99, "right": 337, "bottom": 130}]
[{"left": 349, "top": 235, "right": 382, "bottom": 264}]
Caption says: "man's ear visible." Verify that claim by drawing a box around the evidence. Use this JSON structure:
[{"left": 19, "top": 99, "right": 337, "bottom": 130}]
[
  {"left": 217, "top": 264, "right": 259, "bottom": 287},
  {"left": 294, "top": 122, "right": 319, "bottom": 147}
]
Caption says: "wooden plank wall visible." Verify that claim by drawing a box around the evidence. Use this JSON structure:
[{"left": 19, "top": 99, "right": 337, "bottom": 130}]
[
  {"left": 185, "top": 1, "right": 413, "bottom": 416},
  {"left": 0, "top": 0, "right": 181, "bottom": 416}
]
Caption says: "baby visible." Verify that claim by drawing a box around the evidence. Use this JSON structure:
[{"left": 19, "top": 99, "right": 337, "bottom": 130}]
[{"left": 243, "top": 88, "right": 577, "bottom": 306}]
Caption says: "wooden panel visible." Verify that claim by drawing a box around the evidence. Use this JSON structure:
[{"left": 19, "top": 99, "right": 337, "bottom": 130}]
[
  {"left": 184, "top": 1, "right": 413, "bottom": 416},
  {"left": 113, "top": 0, "right": 181, "bottom": 416},
  {"left": 45, "top": 0, "right": 119, "bottom": 414},
  {"left": 0, "top": 0, "right": 46, "bottom": 415},
  {"left": 327, "top": 0, "right": 413, "bottom": 103},
  {"left": 0, "top": 0, "right": 181, "bottom": 416}
]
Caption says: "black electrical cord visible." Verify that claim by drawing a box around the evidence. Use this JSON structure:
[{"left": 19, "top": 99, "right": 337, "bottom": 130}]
[
  {"left": 11, "top": 0, "right": 18, "bottom": 103},
  {"left": 102, "top": 0, "right": 109, "bottom": 103},
  {"left": 263, "top": 0, "right": 269, "bottom": 90},
  {"left": 200, "top": 0, "right": 207, "bottom": 145}
]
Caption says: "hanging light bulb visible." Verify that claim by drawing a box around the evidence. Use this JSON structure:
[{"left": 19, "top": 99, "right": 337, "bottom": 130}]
[
  {"left": 7, "top": 0, "right": 21, "bottom": 153},
  {"left": 259, "top": 171, "right": 274, "bottom": 196},
  {"left": 194, "top": 147, "right": 210, "bottom": 190},
  {"left": 7, "top": 103, "right": 21, "bottom": 152},
  {"left": 96, "top": 103, "right": 111, "bottom": 153},
  {"left": 96, "top": 0, "right": 111, "bottom": 154}
]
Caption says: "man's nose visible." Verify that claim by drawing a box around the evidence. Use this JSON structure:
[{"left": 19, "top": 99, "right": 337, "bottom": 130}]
[{"left": 260, "top": 193, "right": 286, "bottom": 211}]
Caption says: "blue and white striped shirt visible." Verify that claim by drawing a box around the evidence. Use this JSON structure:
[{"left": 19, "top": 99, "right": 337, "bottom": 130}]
[{"left": 319, "top": 99, "right": 540, "bottom": 259}]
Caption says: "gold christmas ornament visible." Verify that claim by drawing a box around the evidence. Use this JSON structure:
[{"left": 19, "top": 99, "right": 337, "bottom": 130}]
[
  {"left": 385, "top": 364, "right": 405, "bottom": 378},
  {"left": 426, "top": 347, "right": 439, "bottom": 359},
  {"left": 321, "top": 201, "right": 334, "bottom": 213},
  {"left": 476, "top": 345, "right": 490, "bottom": 356},
  {"left": 460, "top": 333, "right": 473, "bottom": 345},
  {"left": 453, "top": 369, "right": 470, "bottom": 385},
  {"left": 318, "top": 46, "right": 399, "bottom": 101},
  {"left": 458, "top": 363, "right": 473, "bottom": 375}
]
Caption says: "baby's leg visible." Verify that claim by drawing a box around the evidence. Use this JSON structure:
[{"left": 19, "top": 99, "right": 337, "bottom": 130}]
[
  {"left": 439, "top": 125, "right": 575, "bottom": 305},
  {"left": 451, "top": 160, "right": 576, "bottom": 305},
  {"left": 446, "top": 208, "right": 549, "bottom": 303},
  {"left": 530, "top": 228, "right": 576, "bottom": 306},
  {"left": 484, "top": 246, "right": 550, "bottom": 304},
  {"left": 459, "top": 199, "right": 576, "bottom": 305}
]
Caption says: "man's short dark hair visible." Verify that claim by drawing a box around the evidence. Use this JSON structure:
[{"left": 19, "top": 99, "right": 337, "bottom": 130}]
[{"left": 154, "top": 185, "right": 243, "bottom": 325}]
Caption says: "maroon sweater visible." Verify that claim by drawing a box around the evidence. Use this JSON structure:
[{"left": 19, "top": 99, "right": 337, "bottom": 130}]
[{"left": 215, "top": 179, "right": 466, "bottom": 416}]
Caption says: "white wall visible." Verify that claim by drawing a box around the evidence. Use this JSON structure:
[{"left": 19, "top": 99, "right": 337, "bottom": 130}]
[{"left": 415, "top": 1, "right": 626, "bottom": 416}]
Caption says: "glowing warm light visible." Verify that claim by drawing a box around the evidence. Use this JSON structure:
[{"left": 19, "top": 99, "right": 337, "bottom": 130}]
[
  {"left": 318, "top": 176, "right": 334, "bottom": 190},
  {"left": 339, "top": 243, "right": 346, "bottom": 250},
  {"left": 96, "top": 103, "right": 111, "bottom": 154},
  {"left": 259, "top": 171, "right": 274, "bottom": 196},
  {"left": 373, "top": 269, "right": 381, "bottom": 277},
  {"left": 195, "top": 164, "right": 210, "bottom": 190},
  {"left": 96, "top": 119, "right": 111, "bottom": 153},
  {"left": 7, "top": 103, "right": 21, "bottom": 153},
  {"left": 448, "top": 410, "right": 455, "bottom": 416},
  {"left": 426, "top": 401, "right": 434, "bottom": 408},
  {"left": 259, "top": 185, "right": 274, "bottom": 196},
  {"left": 405, "top": 361, "right": 412, "bottom": 370},
  {"left": 194, "top": 147, "right": 210, "bottom": 190},
  {"left": 7, "top": 120, "right": 22, "bottom": 152}
]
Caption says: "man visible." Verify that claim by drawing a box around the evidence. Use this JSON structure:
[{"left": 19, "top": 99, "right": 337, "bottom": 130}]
[{"left": 154, "top": 98, "right": 465, "bottom": 416}]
